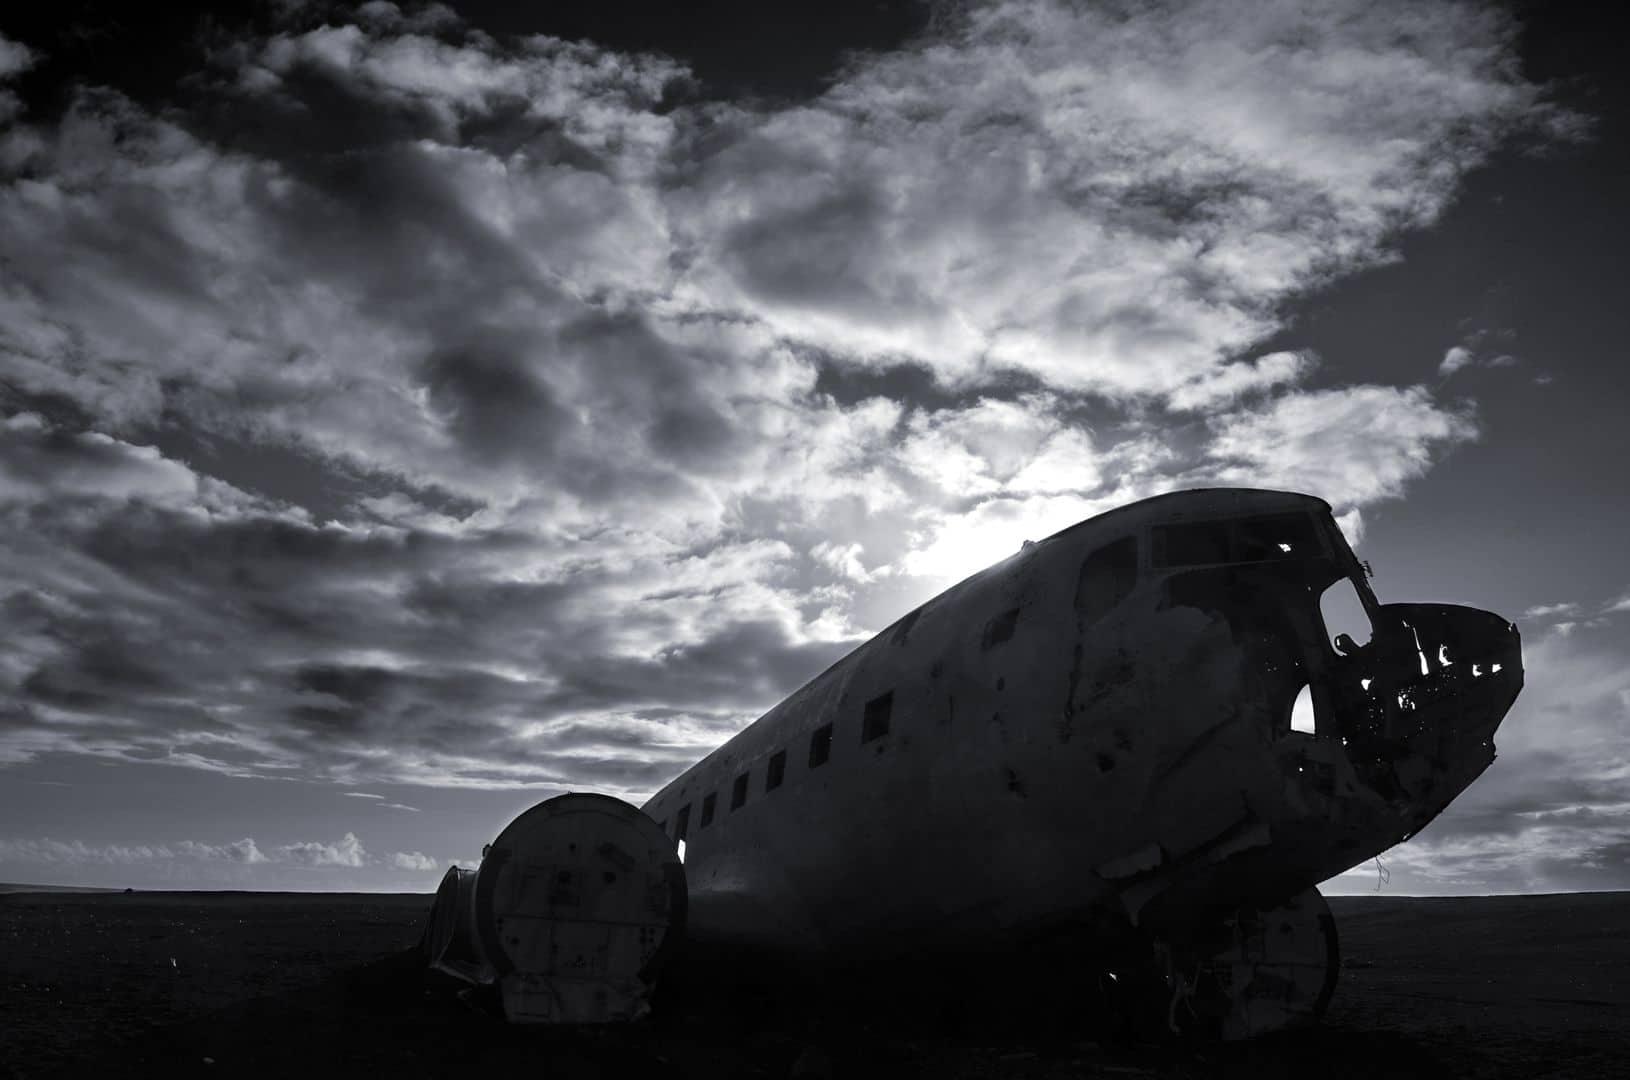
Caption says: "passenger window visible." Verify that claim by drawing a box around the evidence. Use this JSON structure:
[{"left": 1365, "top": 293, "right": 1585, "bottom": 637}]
[
  {"left": 700, "top": 793, "right": 716, "bottom": 827},
  {"left": 731, "top": 773, "right": 749, "bottom": 810},
  {"left": 675, "top": 805, "right": 691, "bottom": 842},
  {"left": 1076, "top": 537, "right": 1138, "bottom": 622},
  {"left": 766, "top": 750, "right": 786, "bottom": 791},
  {"left": 862, "top": 691, "right": 892, "bottom": 743},
  {"left": 809, "top": 723, "right": 833, "bottom": 768},
  {"left": 1320, "top": 577, "right": 1373, "bottom": 654}
]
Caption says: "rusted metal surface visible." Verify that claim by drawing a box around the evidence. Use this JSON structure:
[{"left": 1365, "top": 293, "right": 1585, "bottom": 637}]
[
  {"left": 422, "top": 793, "right": 684, "bottom": 1024},
  {"left": 627, "top": 488, "right": 1521, "bottom": 1038}
]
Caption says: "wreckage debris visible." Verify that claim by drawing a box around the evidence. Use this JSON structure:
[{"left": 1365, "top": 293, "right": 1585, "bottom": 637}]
[
  {"left": 423, "top": 489, "right": 1522, "bottom": 1041},
  {"left": 422, "top": 793, "right": 684, "bottom": 1023}
]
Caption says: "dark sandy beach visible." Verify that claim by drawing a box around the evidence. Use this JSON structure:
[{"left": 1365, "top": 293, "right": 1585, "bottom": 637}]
[{"left": 2, "top": 890, "right": 1626, "bottom": 1078}]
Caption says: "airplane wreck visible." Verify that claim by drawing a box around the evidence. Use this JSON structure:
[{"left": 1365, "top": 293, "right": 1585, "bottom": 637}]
[{"left": 423, "top": 488, "right": 1523, "bottom": 1038}]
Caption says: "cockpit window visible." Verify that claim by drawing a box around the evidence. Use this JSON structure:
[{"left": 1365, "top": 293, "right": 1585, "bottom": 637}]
[
  {"left": 1151, "top": 513, "right": 1322, "bottom": 569},
  {"left": 1319, "top": 576, "right": 1373, "bottom": 654},
  {"left": 1077, "top": 536, "right": 1139, "bottom": 622}
]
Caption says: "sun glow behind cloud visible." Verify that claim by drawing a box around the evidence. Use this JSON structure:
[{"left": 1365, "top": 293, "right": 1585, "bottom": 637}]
[{"left": 0, "top": 0, "right": 1579, "bottom": 854}]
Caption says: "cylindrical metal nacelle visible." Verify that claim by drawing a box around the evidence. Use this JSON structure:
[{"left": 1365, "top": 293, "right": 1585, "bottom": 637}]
[{"left": 421, "top": 792, "right": 686, "bottom": 1023}]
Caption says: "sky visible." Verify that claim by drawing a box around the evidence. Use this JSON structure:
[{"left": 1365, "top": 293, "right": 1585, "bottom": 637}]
[{"left": 0, "top": 0, "right": 1625, "bottom": 895}]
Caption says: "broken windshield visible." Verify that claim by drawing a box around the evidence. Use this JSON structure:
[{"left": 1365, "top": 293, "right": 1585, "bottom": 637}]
[{"left": 1320, "top": 577, "right": 1373, "bottom": 653}]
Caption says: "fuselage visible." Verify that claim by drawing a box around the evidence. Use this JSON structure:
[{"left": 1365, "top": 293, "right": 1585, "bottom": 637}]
[{"left": 641, "top": 488, "right": 1522, "bottom": 954}]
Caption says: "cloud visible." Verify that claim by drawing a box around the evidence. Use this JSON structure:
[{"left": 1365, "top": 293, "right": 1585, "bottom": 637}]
[
  {"left": 679, "top": 1, "right": 1564, "bottom": 399},
  {"left": 1206, "top": 385, "right": 1479, "bottom": 509},
  {"left": 810, "top": 541, "right": 875, "bottom": 584},
  {"left": 181, "top": 838, "right": 270, "bottom": 864},
  {"left": 1167, "top": 351, "right": 1317, "bottom": 412},
  {"left": 1523, "top": 601, "right": 1580, "bottom": 620},
  {"left": 0, "top": 1, "right": 1574, "bottom": 804},
  {"left": 0, "top": 33, "right": 35, "bottom": 126},
  {"left": 0, "top": 34, "right": 36, "bottom": 79},
  {"left": 1604, "top": 590, "right": 1630, "bottom": 615},
  {"left": 0, "top": 831, "right": 470, "bottom": 879},
  {"left": 0, "top": 413, "right": 281, "bottom": 517},
  {"left": 1439, "top": 345, "right": 1475, "bottom": 377},
  {"left": 275, "top": 832, "right": 367, "bottom": 867},
  {"left": 390, "top": 850, "right": 438, "bottom": 871},
  {"left": 0, "top": 836, "right": 266, "bottom": 865},
  {"left": 1437, "top": 327, "right": 1524, "bottom": 380},
  {"left": 895, "top": 396, "right": 1100, "bottom": 500}
]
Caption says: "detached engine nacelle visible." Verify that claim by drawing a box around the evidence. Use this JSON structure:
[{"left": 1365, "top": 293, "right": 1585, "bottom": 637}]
[{"left": 421, "top": 793, "right": 686, "bottom": 1023}]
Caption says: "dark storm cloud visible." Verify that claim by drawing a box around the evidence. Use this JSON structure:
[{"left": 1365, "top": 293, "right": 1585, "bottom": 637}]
[
  {"left": 1, "top": 420, "right": 842, "bottom": 791},
  {"left": 0, "top": 1, "right": 1588, "bottom": 823},
  {"left": 22, "top": 636, "right": 178, "bottom": 707},
  {"left": 421, "top": 341, "right": 576, "bottom": 465},
  {"left": 542, "top": 620, "right": 852, "bottom": 715},
  {"left": 718, "top": 184, "right": 893, "bottom": 313}
]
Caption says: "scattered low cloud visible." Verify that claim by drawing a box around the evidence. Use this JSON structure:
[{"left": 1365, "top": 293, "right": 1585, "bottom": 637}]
[
  {"left": 1437, "top": 328, "right": 1523, "bottom": 379},
  {"left": 0, "top": 33, "right": 36, "bottom": 125},
  {"left": 389, "top": 850, "right": 438, "bottom": 872},
  {"left": 1439, "top": 345, "right": 1476, "bottom": 378},
  {"left": 0, "top": 34, "right": 36, "bottom": 79},
  {"left": 278, "top": 831, "right": 367, "bottom": 868},
  {"left": 0, "top": 828, "right": 468, "bottom": 889},
  {"left": 0, "top": 835, "right": 266, "bottom": 866}
]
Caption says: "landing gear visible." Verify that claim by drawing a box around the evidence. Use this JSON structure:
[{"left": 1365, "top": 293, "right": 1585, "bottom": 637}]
[{"left": 1156, "top": 888, "right": 1339, "bottom": 1040}]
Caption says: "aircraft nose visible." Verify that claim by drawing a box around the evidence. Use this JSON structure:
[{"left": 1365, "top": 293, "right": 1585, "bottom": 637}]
[
  {"left": 1391, "top": 603, "right": 1523, "bottom": 742},
  {"left": 1341, "top": 602, "right": 1523, "bottom": 828}
]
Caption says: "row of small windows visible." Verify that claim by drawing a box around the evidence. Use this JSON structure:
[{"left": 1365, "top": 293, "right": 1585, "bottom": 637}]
[
  {"left": 658, "top": 514, "right": 1327, "bottom": 841},
  {"left": 660, "top": 529, "right": 1148, "bottom": 841},
  {"left": 665, "top": 693, "right": 894, "bottom": 843}
]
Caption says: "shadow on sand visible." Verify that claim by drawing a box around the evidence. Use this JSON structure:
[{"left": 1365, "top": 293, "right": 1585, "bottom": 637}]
[{"left": 47, "top": 947, "right": 1466, "bottom": 1080}]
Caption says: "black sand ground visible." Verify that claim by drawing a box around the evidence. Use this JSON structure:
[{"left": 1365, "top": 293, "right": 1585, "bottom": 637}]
[{"left": 2, "top": 891, "right": 1626, "bottom": 1078}]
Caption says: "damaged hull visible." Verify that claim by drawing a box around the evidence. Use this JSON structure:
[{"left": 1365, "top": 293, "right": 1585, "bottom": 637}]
[{"left": 639, "top": 488, "right": 1522, "bottom": 1037}]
